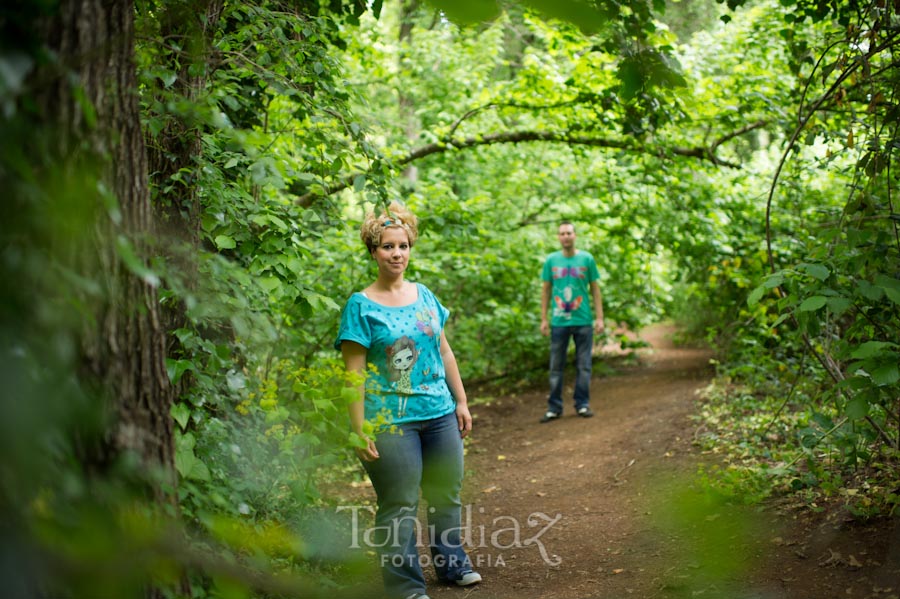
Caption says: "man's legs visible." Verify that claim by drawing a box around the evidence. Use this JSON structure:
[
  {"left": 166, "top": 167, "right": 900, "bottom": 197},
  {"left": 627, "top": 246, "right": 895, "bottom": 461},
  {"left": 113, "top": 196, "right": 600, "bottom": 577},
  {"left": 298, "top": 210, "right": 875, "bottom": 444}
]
[
  {"left": 546, "top": 326, "right": 573, "bottom": 417},
  {"left": 572, "top": 325, "right": 594, "bottom": 412}
]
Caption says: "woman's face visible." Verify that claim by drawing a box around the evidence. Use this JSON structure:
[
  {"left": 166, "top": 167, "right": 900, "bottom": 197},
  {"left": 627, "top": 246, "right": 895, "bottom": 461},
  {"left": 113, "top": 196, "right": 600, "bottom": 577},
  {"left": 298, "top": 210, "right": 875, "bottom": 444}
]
[{"left": 371, "top": 226, "right": 411, "bottom": 277}]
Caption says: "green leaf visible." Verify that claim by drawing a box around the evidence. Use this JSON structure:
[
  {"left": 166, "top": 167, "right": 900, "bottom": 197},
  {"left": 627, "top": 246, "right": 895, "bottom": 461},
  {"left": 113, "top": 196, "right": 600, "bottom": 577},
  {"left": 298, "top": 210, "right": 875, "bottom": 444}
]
[
  {"left": 850, "top": 342, "right": 896, "bottom": 359},
  {"left": 214, "top": 234, "right": 236, "bottom": 250},
  {"left": 845, "top": 396, "right": 870, "bottom": 420},
  {"left": 165, "top": 358, "right": 195, "bottom": 384},
  {"left": 884, "top": 287, "right": 900, "bottom": 305},
  {"left": 258, "top": 276, "right": 282, "bottom": 294},
  {"left": 618, "top": 59, "right": 643, "bottom": 100},
  {"left": 874, "top": 274, "right": 900, "bottom": 290},
  {"left": 872, "top": 363, "right": 900, "bottom": 386},
  {"left": 798, "top": 262, "right": 830, "bottom": 281},
  {"left": 874, "top": 275, "right": 900, "bottom": 304},
  {"left": 175, "top": 432, "right": 211, "bottom": 481},
  {"left": 826, "top": 296, "right": 852, "bottom": 315},
  {"left": 348, "top": 431, "right": 368, "bottom": 450},
  {"left": 340, "top": 386, "right": 359, "bottom": 405},
  {"left": 857, "top": 280, "right": 883, "bottom": 301},
  {"left": 762, "top": 273, "right": 785, "bottom": 289},
  {"left": 353, "top": 174, "right": 367, "bottom": 192},
  {"left": 747, "top": 285, "right": 765, "bottom": 306},
  {"left": 798, "top": 296, "right": 827, "bottom": 312},
  {"left": 425, "top": 0, "right": 501, "bottom": 23},
  {"left": 172, "top": 403, "right": 191, "bottom": 430}
]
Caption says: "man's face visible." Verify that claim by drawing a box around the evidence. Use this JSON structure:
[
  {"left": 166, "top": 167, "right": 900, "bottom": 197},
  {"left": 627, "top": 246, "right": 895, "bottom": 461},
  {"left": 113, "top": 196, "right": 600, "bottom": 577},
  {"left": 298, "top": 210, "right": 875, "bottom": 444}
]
[{"left": 558, "top": 224, "right": 576, "bottom": 250}]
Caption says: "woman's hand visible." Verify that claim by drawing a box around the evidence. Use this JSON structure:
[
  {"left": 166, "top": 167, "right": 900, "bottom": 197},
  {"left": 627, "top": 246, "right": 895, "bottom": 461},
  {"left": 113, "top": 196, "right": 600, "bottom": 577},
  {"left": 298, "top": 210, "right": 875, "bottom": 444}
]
[
  {"left": 456, "top": 403, "right": 473, "bottom": 438},
  {"left": 355, "top": 435, "right": 380, "bottom": 462}
]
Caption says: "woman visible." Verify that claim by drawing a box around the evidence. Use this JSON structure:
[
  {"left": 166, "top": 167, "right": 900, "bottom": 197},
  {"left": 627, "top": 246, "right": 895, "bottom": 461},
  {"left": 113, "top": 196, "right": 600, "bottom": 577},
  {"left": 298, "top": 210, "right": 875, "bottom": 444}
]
[{"left": 335, "top": 202, "right": 481, "bottom": 599}]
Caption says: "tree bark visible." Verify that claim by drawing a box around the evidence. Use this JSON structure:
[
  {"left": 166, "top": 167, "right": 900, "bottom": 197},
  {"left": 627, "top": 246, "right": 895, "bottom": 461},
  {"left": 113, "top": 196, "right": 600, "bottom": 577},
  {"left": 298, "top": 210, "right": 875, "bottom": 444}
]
[
  {"left": 39, "top": 0, "right": 176, "bottom": 500},
  {"left": 398, "top": 0, "right": 420, "bottom": 184}
]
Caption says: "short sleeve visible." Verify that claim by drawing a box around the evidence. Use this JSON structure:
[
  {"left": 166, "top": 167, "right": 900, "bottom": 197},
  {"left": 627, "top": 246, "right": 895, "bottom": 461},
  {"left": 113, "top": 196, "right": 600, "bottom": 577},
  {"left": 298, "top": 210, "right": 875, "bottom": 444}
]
[
  {"left": 541, "top": 256, "right": 553, "bottom": 282},
  {"left": 436, "top": 294, "right": 450, "bottom": 329},
  {"left": 334, "top": 294, "right": 372, "bottom": 351},
  {"left": 419, "top": 284, "right": 450, "bottom": 329},
  {"left": 588, "top": 255, "right": 600, "bottom": 282}
]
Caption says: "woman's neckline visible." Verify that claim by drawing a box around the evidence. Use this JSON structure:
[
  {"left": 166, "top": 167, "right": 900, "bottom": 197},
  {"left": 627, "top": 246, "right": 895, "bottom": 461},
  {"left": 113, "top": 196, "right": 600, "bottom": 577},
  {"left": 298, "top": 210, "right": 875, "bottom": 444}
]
[{"left": 360, "top": 281, "right": 420, "bottom": 308}]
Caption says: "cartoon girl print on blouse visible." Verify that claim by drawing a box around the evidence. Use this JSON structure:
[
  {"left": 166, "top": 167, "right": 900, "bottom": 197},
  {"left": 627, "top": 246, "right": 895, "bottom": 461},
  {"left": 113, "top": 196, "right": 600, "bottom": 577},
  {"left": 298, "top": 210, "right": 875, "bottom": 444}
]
[{"left": 386, "top": 335, "right": 418, "bottom": 416}]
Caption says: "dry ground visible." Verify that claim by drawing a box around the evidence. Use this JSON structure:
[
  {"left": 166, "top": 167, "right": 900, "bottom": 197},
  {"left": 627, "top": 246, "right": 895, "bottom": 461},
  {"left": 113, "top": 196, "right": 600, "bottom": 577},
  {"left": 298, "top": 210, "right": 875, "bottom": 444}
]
[{"left": 415, "top": 324, "right": 900, "bottom": 599}]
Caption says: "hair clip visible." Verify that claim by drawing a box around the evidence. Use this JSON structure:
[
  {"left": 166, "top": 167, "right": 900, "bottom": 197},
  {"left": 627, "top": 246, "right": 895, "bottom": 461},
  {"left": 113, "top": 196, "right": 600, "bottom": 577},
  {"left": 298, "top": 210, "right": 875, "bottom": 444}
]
[{"left": 383, "top": 219, "right": 393, "bottom": 226}]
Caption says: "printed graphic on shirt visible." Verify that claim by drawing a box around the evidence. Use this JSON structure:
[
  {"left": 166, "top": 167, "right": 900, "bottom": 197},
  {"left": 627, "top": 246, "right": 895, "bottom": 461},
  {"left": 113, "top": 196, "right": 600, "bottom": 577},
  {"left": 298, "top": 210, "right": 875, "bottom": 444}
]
[
  {"left": 554, "top": 286, "right": 583, "bottom": 317},
  {"left": 386, "top": 335, "right": 418, "bottom": 416},
  {"left": 415, "top": 308, "right": 438, "bottom": 338},
  {"left": 552, "top": 266, "right": 588, "bottom": 279}
]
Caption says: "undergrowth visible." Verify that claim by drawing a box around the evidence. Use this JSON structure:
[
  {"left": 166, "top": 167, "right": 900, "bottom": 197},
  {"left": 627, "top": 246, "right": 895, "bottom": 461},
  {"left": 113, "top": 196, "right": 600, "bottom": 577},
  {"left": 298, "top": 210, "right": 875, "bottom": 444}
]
[{"left": 694, "top": 378, "right": 900, "bottom": 519}]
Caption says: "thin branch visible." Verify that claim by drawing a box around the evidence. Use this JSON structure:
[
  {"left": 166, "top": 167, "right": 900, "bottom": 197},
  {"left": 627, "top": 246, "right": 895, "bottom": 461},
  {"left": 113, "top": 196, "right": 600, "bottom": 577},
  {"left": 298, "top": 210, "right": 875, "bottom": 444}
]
[{"left": 760, "top": 349, "right": 807, "bottom": 438}]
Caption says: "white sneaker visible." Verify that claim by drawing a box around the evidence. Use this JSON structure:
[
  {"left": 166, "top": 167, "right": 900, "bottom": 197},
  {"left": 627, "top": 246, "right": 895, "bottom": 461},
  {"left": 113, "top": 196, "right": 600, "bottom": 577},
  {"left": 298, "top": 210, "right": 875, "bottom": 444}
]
[
  {"left": 404, "top": 593, "right": 431, "bottom": 599},
  {"left": 540, "top": 411, "right": 561, "bottom": 423},
  {"left": 455, "top": 571, "right": 482, "bottom": 586}
]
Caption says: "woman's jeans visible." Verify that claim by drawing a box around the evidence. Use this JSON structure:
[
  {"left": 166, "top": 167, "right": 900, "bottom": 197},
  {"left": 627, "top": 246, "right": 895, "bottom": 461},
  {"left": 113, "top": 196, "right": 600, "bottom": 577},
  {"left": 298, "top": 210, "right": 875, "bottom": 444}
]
[
  {"left": 362, "top": 411, "right": 472, "bottom": 599},
  {"left": 547, "top": 325, "right": 593, "bottom": 414}
]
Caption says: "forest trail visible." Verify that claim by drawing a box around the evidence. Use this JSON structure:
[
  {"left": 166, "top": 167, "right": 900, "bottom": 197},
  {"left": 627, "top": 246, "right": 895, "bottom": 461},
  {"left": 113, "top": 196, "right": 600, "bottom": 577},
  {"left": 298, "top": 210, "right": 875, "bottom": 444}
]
[{"left": 423, "top": 324, "right": 900, "bottom": 599}]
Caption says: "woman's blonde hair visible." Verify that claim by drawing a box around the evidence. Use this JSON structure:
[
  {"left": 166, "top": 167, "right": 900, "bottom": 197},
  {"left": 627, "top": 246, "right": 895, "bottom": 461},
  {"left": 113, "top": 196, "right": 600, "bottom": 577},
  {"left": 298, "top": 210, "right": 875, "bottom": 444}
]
[{"left": 360, "top": 201, "right": 419, "bottom": 253}]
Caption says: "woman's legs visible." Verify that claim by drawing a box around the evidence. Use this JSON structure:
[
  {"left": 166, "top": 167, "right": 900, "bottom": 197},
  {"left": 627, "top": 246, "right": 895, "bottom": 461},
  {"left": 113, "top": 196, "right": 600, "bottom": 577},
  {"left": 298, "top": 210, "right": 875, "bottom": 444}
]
[
  {"left": 364, "top": 422, "right": 426, "bottom": 599},
  {"left": 364, "top": 412, "right": 475, "bottom": 597},
  {"left": 420, "top": 412, "right": 473, "bottom": 582}
]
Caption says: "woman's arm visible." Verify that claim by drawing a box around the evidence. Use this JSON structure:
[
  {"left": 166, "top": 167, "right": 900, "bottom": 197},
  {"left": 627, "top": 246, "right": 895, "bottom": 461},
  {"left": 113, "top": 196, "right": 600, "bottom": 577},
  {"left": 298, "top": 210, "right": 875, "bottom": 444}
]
[
  {"left": 440, "top": 331, "right": 473, "bottom": 438},
  {"left": 340, "top": 340, "right": 380, "bottom": 461}
]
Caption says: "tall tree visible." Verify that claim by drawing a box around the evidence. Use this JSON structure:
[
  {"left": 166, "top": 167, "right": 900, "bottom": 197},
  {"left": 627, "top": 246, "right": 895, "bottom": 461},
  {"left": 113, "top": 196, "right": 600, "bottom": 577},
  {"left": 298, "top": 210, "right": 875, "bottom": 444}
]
[{"left": 36, "top": 0, "right": 176, "bottom": 498}]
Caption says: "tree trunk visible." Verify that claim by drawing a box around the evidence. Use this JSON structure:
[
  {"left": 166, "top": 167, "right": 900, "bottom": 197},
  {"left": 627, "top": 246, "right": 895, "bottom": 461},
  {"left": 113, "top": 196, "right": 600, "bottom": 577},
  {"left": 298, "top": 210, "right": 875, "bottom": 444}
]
[
  {"left": 39, "top": 0, "right": 176, "bottom": 500},
  {"left": 145, "top": 0, "right": 224, "bottom": 397},
  {"left": 399, "top": 0, "right": 420, "bottom": 184}
]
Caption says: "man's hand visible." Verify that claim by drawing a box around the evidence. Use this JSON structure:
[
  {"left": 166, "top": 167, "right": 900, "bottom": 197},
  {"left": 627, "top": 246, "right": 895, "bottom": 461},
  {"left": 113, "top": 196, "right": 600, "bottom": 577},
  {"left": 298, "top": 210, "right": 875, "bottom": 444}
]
[
  {"left": 540, "top": 319, "right": 550, "bottom": 336},
  {"left": 594, "top": 319, "right": 605, "bottom": 335}
]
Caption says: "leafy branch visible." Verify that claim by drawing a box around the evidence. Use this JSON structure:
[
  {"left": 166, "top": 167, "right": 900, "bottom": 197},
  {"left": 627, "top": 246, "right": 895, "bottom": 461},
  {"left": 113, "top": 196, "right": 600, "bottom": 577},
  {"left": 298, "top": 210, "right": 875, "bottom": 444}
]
[{"left": 295, "top": 123, "right": 762, "bottom": 206}]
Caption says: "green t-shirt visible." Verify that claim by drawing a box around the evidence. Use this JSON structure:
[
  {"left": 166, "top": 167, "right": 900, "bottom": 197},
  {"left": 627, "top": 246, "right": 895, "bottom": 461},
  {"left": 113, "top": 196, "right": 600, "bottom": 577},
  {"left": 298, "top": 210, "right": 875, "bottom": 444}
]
[{"left": 541, "top": 250, "right": 601, "bottom": 327}]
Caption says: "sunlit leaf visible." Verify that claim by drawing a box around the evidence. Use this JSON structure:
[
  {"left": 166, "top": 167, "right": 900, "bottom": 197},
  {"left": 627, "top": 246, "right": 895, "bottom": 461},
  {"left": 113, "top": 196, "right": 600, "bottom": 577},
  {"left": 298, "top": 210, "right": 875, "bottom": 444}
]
[
  {"left": 798, "top": 296, "right": 827, "bottom": 311},
  {"left": 214, "top": 234, "right": 237, "bottom": 249}
]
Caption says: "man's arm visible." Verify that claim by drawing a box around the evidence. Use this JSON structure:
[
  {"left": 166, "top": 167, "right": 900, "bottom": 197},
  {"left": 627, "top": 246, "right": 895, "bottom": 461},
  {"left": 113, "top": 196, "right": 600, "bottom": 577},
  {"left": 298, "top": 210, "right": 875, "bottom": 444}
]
[
  {"left": 590, "top": 281, "right": 605, "bottom": 334},
  {"left": 540, "top": 280, "right": 552, "bottom": 336}
]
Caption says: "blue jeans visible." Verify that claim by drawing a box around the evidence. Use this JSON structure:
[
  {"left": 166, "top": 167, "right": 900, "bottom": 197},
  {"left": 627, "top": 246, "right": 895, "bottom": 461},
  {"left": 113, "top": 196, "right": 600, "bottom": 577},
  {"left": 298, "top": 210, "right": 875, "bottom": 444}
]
[
  {"left": 547, "top": 325, "right": 593, "bottom": 414},
  {"left": 362, "top": 411, "right": 472, "bottom": 599}
]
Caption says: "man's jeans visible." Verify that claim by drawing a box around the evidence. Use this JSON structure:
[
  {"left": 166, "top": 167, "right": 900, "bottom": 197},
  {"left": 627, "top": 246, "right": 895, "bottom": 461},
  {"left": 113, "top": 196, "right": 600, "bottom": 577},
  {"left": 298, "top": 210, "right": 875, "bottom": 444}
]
[
  {"left": 362, "top": 411, "right": 472, "bottom": 599},
  {"left": 547, "top": 325, "right": 593, "bottom": 414}
]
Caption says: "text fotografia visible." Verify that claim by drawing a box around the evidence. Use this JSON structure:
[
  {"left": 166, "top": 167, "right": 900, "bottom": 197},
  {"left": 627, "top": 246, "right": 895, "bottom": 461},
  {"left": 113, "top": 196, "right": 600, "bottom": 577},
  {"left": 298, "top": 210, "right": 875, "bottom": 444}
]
[{"left": 336, "top": 505, "right": 563, "bottom": 566}]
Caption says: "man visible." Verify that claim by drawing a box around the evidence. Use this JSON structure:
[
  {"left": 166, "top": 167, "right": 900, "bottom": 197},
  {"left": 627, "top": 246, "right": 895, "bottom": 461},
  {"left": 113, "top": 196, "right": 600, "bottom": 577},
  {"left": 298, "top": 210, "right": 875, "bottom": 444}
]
[{"left": 539, "top": 221, "right": 605, "bottom": 422}]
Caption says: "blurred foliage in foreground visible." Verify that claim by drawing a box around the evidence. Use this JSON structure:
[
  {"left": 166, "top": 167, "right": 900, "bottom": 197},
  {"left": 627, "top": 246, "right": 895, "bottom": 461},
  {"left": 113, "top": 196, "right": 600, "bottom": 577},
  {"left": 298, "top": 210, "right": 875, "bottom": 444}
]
[{"left": 2, "top": 0, "right": 899, "bottom": 596}]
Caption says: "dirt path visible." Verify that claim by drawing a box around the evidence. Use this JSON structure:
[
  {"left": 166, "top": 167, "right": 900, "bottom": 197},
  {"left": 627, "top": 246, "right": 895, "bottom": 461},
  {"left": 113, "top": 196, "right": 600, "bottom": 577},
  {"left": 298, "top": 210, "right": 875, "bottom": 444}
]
[{"left": 420, "top": 324, "right": 900, "bottom": 599}]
